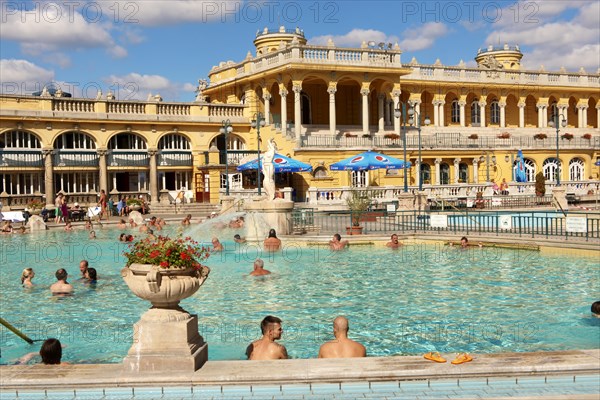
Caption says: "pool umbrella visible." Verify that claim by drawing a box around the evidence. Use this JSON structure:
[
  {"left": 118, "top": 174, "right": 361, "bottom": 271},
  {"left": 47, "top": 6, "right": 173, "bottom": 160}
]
[
  {"left": 515, "top": 149, "right": 527, "bottom": 182},
  {"left": 329, "top": 150, "right": 411, "bottom": 171},
  {"left": 236, "top": 153, "right": 312, "bottom": 173}
]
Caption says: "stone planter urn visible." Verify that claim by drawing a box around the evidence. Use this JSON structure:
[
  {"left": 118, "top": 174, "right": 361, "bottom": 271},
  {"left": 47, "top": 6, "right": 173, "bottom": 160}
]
[{"left": 121, "top": 263, "right": 210, "bottom": 373}]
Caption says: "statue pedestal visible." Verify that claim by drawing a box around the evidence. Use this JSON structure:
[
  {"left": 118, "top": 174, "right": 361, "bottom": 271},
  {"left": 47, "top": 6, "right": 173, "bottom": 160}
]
[
  {"left": 552, "top": 186, "right": 568, "bottom": 211},
  {"left": 243, "top": 197, "right": 294, "bottom": 241},
  {"left": 397, "top": 192, "right": 414, "bottom": 210}
]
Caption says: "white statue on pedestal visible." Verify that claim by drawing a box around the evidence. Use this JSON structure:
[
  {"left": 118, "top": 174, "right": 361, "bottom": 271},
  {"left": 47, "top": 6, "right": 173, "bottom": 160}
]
[{"left": 262, "top": 138, "right": 277, "bottom": 200}]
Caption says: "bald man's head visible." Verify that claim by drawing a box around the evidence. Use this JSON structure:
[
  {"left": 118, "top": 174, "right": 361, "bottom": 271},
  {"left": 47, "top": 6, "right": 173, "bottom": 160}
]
[{"left": 333, "top": 316, "right": 349, "bottom": 334}]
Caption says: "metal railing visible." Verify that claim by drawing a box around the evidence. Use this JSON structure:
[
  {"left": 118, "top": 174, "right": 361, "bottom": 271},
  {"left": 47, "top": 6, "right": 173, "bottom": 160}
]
[
  {"left": 53, "top": 151, "right": 99, "bottom": 167},
  {"left": 157, "top": 151, "right": 193, "bottom": 167},
  {"left": 291, "top": 209, "right": 600, "bottom": 241},
  {"left": 0, "top": 150, "right": 43, "bottom": 167},
  {"left": 107, "top": 151, "right": 149, "bottom": 167}
]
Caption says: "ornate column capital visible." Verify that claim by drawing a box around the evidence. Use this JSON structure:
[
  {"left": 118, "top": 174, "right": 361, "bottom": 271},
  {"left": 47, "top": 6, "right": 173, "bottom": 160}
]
[
  {"left": 391, "top": 89, "right": 401, "bottom": 98},
  {"left": 434, "top": 158, "right": 442, "bottom": 165},
  {"left": 327, "top": 86, "right": 337, "bottom": 95},
  {"left": 478, "top": 100, "right": 487, "bottom": 107},
  {"left": 408, "top": 99, "right": 421, "bottom": 106},
  {"left": 454, "top": 158, "right": 461, "bottom": 164},
  {"left": 472, "top": 158, "right": 479, "bottom": 165},
  {"left": 147, "top": 148, "right": 159, "bottom": 156},
  {"left": 292, "top": 83, "right": 302, "bottom": 94},
  {"left": 458, "top": 100, "right": 466, "bottom": 107},
  {"left": 262, "top": 93, "right": 272, "bottom": 101},
  {"left": 97, "top": 148, "right": 109, "bottom": 157},
  {"left": 517, "top": 102, "right": 526, "bottom": 108},
  {"left": 280, "top": 88, "right": 288, "bottom": 97},
  {"left": 498, "top": 102, "right": 507, "bottom": 108},
  {"left": 536, "top": 103, "right": 546, "bottom": 109},
  {"left": 360, "top": 88, "right": 370, "bottom": 97},
  {"left": 42, "top": 148, "right": 54, "bottom": 157},
  {"left": 576, "top": 104, "right": 588, "bottom": 110}
]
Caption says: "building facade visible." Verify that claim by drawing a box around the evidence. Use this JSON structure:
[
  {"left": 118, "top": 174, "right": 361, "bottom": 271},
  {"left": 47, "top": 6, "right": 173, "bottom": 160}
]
[{"left": 1, "top": 26, "right": 599, "bottom": 209}]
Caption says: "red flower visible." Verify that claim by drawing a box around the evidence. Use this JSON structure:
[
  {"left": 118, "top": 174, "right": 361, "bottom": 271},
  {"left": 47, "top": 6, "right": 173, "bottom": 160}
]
[
  {"left": 160, "top": 261, "right": 169, "bottom": 268},
  {"left": 150, "top": 250, "right": 161, "bottom": 259},
  {"left": 166, "top": 249, "right": 172, "bottom": 256},
  {"left": 180, "top": 252, "right": 191, "bottom": 261}
]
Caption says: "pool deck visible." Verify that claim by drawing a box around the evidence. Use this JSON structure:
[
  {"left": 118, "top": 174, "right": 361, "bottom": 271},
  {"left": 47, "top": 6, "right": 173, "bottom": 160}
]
[{"left": 2, "top": 349, "right": 599, "bottom": 390}]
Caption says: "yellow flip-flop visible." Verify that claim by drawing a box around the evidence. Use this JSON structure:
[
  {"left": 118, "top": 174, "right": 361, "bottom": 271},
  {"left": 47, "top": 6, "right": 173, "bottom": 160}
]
[
  {"left": 451, "top": 353, "right": 473, "bottom": 365},
  {"left": 423, "top": 352, "right": 446, "bottom": 363}
]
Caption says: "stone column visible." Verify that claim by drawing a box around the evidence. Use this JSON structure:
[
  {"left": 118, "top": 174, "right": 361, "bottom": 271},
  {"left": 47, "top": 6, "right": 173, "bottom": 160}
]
[
  {"left": 414, "top": 159, "right": 421, "bottom": 188},
  {"left": 292, "top": 83, "right": 302, "bottom": 139},
  {"left": 542, "top": 106, "right": 548, "bottom": 128},
  {"left": 499, "top": 102, "right": 506, "bottom": 128},
  {"left": 518, "top": 102, "right": 525, "bottom": 128},
  {"left": 454, "top": 158, "right": 461, "bottom": 184},
  {"left": 42, "top": 148, "right": 54, "bottom": 206},
  {"left": 459, "top": 100, "right": 466, "bottom": 127},
  {"left": 280, "top": 87, "right": 288, "bottom": 136},
  {"left": 434, "top": 158, "right": 441, "bottom": 185},
  {"left": 392, "top": 90, "right": 401, "bottom": 134},
  {"left": 472, "top": 158, "right": 479, "bottom": 184},
  {"left": 384, "top": 99, "right": 392, "bottom": 126},
  {"left": 537, "top": 104, "right": 544, "bottom": 128},
  {"left": 148, "top": 148, "right": 159, "bottom": 205},
  {"left": 97, "top": 148, "right": 108, "bottom": 194},
  {"left": 438, "top": 100, "right": 445, "bottom": 127},
  {"left": 433, "top": 101, "right": 439, "bottom": 127},
  {"left": 263, "top": 93, "right": 271, "bottom": 125},
  {"left": 581, "top": 106, "right": 588, "bottom": 128},
  {"left": 328, "top": 85, "right": 337, "bottom": 136},
  {"left": 596, "top": 105, "right": 600, "bottom": 128},
  {"left": 378, "top": 94, "right": 385, "bottom": 132},
  {"left": 479, "top": 101, "right": 487, "bottom": 127},
  {"left": 361, "top": 87, "right": 370, "bottom": 135}
]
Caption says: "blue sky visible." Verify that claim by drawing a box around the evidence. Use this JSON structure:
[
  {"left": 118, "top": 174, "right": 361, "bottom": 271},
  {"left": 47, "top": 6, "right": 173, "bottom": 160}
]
[{"left": 1, "top": 0, "right": 598, "bottom": 101}]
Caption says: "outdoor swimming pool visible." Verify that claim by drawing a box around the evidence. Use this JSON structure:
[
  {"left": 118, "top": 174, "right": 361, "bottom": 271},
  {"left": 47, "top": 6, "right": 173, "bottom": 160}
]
[{"left": 0, "top": 225, "right": 599, "bottom": 365}]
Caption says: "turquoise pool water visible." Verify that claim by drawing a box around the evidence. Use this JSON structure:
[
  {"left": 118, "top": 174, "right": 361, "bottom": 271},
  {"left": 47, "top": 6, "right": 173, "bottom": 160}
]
[{"left": 1, "top": 225, "right": 599, "bottom": 364}]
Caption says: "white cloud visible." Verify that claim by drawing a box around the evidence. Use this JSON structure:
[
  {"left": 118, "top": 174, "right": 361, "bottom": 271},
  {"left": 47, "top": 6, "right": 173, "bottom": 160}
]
[
  {"left": 309, "top": 23, "right": 448, "bottom": 52},
  {"left": 0, "top": 59, "right": 55, "bottom": 94},
  {"left": 2, "top": 2, "right": 126, "bottom": 58},
  {"left": 122, "top": 0, "right": 243, "bottom": 26},
  {"left": 484, "top": 2, "right": 600, "bottom": 71},
  {"left": 104, "top": 73, "right": 183, "bottom": 101}
]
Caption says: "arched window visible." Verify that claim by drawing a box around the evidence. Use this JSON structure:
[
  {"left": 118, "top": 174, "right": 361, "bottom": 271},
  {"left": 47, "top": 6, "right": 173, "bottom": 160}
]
[
  {"left": 301, "top": 92, "right": 311, "bottom": 124},
  {"left": 109, "top": 133, "right": 147, "bottom": 150},
  {"left": 451, "top": 100, "right": 460, "bottom": 123},
  {"left": 209, "top": 135, "right": 245, "bottom": 150},
  {"left": 459, "top": 163, "right": 469, "bottom": 183},
  {"left": 421, "top": 163, "right": 431, "bottom": 184},
  {"left": 351, "top": 170, "right": 368, "bottom": 187},
  {"left": 0, "top": 130, "right": 41, "bottom": 148},
  {"left": 513, "top": 158, "right": 536, "bottom": 182},
  {"left": 543, "top": 158, "right": 561, "bottom": 182},
  {"left": 440, "top": 163, "right": 450, "bottom": 185},
  {"left": 313, "top": 166, "right": 328, "bottom": 179},
  {"left": 569, "top": 158, "right": 585, "bottom": 181},
  {"left": 159, "top": 134, "right": 190, "bottom": 150},
  {"left": 470, "top": 101, "right": 481, "bottom": 125},
  {"left": 490, "top": 101, "right": 500, "bottom": 124},
  {"left": 54, "top": 131, "right": 96, "bottom": 149}
]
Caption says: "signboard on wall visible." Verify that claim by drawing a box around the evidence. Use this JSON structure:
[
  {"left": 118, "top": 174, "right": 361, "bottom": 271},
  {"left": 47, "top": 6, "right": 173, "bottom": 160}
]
[
  {"left": 430, "top": 214, "right": 448, "bottom": 228},
  {"left": 499, "top": 215, "right": 512, "bottom": 230},
  {"left": 566, "top": 217, "right": 587, "bottom": 233}
]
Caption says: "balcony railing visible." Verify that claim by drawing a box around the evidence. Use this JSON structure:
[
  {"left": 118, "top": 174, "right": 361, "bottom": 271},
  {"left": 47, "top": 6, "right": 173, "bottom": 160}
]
[
  {"left": 300, "top": 133, "right": 600, "bottom": 149},
  {"left": 220, "top": 150, "right": 257, "bottom": 166},
  {"left": 53, "top": 151, "right": 99, "bottom": 167},
  {"left": 158, "top": 151, "right": 193, "bottom": 167},
  {"left": 107, "top": 151, "right": 149, "bottom": 167},
  {"left": 0, "top": 150, "right": 43, "bottom": 167}
]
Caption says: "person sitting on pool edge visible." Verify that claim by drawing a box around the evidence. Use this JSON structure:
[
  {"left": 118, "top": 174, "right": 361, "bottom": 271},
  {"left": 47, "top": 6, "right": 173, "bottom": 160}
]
[
  {"left": 329, "top": 233, "right": 349, "bottom": 251},
  {"left": 592, "top": 301, "right": 600, "bottom": 318},
  {"left": 318, "top": 316, "right": 366, "bottom": 358},
  {"left": 246, "top": 315, "right": 288, "bottom": 360},
  {"left": 263, "top": 229, "right": 281, "bottom": 252}
]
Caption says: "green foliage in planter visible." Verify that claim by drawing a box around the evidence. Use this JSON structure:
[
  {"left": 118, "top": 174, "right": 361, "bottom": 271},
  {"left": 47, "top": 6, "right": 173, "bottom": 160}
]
[
  {"left": 346, "top": 190, "right": 374, "bottom": 226},
  {"left": 127, "top": 198, "right": 142, "bottom": 206},
  {"left": 535, "top": 172, "right": 546, "bottom": 196}
]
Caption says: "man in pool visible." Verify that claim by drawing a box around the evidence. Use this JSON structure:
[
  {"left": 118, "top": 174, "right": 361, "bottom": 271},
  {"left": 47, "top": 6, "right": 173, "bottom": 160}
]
[
  {"left": 79, "top": 260, "right": 89, "bottom": 279},
  {"left": 250, "top": 258, "right": 271, "bottom": 276},
  {"left": 234, "top": 234, "right": 246, "bottom": 244},
  {"left": 386, "top": 234, "right": 403, "bottom": 249},
  {"left": 592, "top": 301, "right": 600, "bottom": 317},
  {"left": 50, "top": 269, "right": 73, "bottom": 295},
  {"left": 211, "top": 237, "right": 224, "bottom": 252},
  {"left": 263, "top": 229, "right": 281, "bottom": 252},
  {"left": 329, "top": 233, "right": 349, "bottom": 251},
  {"left": 318, "top": 316, "right": 366, "bottom": 358},
  {"left": 246, "top": 316, "right": 288, "bottom": 360}
]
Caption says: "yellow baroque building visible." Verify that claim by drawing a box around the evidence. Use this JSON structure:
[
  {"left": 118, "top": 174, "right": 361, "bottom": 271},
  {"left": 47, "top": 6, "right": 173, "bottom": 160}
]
[{"left": 0, "top": 26, "right": 599, "bottom": 209}]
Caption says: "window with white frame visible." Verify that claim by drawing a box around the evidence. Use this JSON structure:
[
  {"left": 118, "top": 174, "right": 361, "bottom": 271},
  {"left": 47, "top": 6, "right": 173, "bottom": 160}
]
[
  {"left": 451, "top": 100, "right": 460, "bottom": 123},
  {"left": 54, "top": 172, "right": 99, "bottom": 193},
  {"left": 108, "top": 133, "right": 147, "bottom": 150},
  {"left": 421, "top": 164, "right": 431, "bottom": 183},
  {"left": 459, "top": 163, "right": 469, "bottom": 182},
  {"left": 54, "top": 131, "right": 96, "bottom": 149},
  {"left": 470, "top": 101, "right": 481, "bottom": 124},
  {"left": 543, "top": 158, "right": 561, "bottom": 182},
  {"left": 0, "top": 173, "right": 43, "bottom": 195},
  {"left": 220, "top": 173, "right": 242, "bottom": 190},
  {"left": 313, "top": 166, "right": 328, "bottom": 179},
  {"left": 159, "top": 134, "right": 191, "bottom": 150},
  {"left": 0, "top": 130, "right": 41, "bottom": 148},
  {"left": 490, "top": 101, "right": 500, "bottom": 125},
  {"left": 351, "top": 170, "right": 368, "bottom": 187},
  {"left": 569, "top": 158, "right": 585, "bottom": 181}
]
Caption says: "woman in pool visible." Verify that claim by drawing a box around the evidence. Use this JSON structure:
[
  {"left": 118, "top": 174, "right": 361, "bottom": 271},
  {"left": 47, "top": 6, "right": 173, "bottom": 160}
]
[
  {"left": 16, "top": 338, "right": 69, "bottom": 365},
  {"left": 21, "top": 268, "right": 35, "bottom": 287},
  {"left": 85, "top": 268, "right": 98, "bottom": 284}
]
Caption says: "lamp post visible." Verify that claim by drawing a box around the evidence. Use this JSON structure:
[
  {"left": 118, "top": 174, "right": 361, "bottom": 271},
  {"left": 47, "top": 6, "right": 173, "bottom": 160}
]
[
  {"left": 394, "top": 103, "right": 408, "bottom": 192},
  {"left": 548, "top": 113, "right": 567, "bottom": 186},
  {"left": 219, "top": 120, "right": 233, "bottom": 196},
  {"left": 480, "top": 153, "right": 496, "bottom": 183},
  {"left": 407, "top": 107, "right": 430, "bottom": 191},
  {"left": 251, "top": 112, "right": 266, "bottom": 195}
]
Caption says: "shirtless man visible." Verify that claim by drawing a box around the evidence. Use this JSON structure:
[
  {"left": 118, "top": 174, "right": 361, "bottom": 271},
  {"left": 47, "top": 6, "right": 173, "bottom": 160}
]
[
  {"left": 318, "top": 316, "right": 366, "bottom": 358},
  {"left": 246, "top": 316, "right": 288, "bottom": 360},
  {"left": 329, "top": 233, "right": 349, "bottom": 251},
  {"left": 98, "top": 190, "right": 107, "bottom": 220},
  {"left": 50, "top": 269, "right": 73, "bottom": 295},
  {"left": 211, "top": 237, "right": 224, "bottom": 252},
  {"left": 79, "top": 260, "right": 89, "bottom": 279},
  {"left": 182, "top": 214, "right": 192, "bottom": 226},
  {"left": 386, "top": 234, "right": 403, "bottom": 249},
  {"left": 263, "top": 229, "right": 281, "bottom": 252},
  {"left": 250, "top": 259, "right": 271, "bottom": 276}
]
